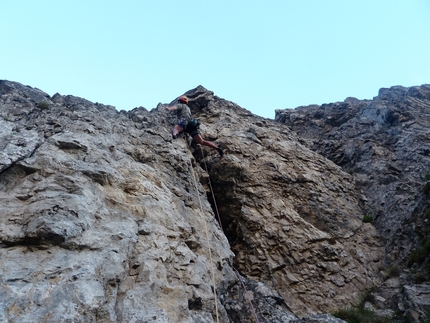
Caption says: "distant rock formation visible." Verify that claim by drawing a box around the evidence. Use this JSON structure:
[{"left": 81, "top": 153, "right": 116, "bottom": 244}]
[
  {"left": 0, "top": 80, "right": 428, "bottom": 322},
  {"left": 276, "top": 84, "right": 430, "bottom": 321}
]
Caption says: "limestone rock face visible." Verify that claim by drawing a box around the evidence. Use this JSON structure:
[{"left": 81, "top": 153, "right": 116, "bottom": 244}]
[
  {"left": 186, "top": 88, "right": 384, "bottom": 316},
  {"left": 275, "top": 84, "right": 430, "bottom": 321},
  {"left": 1, "top": 79, "right": 425, "bottom": 322},
  {"left": 0, "top": 81, "right": 235, "bottom": 323}
]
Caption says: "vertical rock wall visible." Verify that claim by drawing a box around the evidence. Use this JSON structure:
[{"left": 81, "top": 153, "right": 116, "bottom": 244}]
[
  {"left": 275, "top": 84, "right": 430, "bottom": 321},
  {"left": 0, "top": 81, "right": 236, "bottom": 322},
  {"left": 5, "top": 80, "right": 426, "bottom": 321},
  {"left": 187, "top": 91, "right": 384, "bottom": 316}
]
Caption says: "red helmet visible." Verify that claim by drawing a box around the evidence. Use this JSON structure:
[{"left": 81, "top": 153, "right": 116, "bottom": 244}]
[{"left": 178, "top": 96, "right": 189, "bottom": 104}]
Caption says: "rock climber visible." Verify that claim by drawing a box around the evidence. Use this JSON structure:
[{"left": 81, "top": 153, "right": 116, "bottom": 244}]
[{"left": 165, "top": 95, "right": 223, "bottom": 157}]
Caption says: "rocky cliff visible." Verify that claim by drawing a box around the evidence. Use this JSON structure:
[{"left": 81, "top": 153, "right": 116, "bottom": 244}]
[
  {"left": 0, "top": 80, "right": 428, "bottom": 322},
  {"left": 275, "top": 85, "right": 430, "bottom": 321}
]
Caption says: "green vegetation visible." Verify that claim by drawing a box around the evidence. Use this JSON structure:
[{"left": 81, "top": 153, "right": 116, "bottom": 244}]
[
  {"left": 362, "top": 214, "right": 373, "bottom": 223},
  {"left": 383, "top": 265, "right": 400, "bottom": 280},
  {"left": 408, "top": 240, "right": 430, "bottom": 266},
  {"left": 423, "top": 182, "right": 430, "bottom": 195},
  {"left": 422, "top": 172, "right": 430, "bottom": 195},
  {"left": 333, "top": 289, "right": 394, "bottom": 323},
  {"left": 333, "top": 307, "right": 392, "bottom": 323},
  {"left": 425, "top": 206, "right": 430, "bottom": 220},
  {"left": 37, "top": 100, "right": 50, "bottom": 109},
  {"left": 408, "top": 237, "right": 430, "bottom": 283},
  {"left": 407, "top": 199, "right": 430, "bottom": 284},
  {"left": 334, "top": 307, "right": 430, "bottom": 323},
  {"left": 414, "top": 267, "right": 430, "bottom": 283}
]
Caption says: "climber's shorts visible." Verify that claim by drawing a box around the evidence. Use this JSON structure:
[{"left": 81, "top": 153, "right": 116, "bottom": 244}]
[
  {"left": 178, "top": 118, "right": 188, "bottom": 128},
  {"left": 184, "top": 120, "right": 200, "bottom": 137}
]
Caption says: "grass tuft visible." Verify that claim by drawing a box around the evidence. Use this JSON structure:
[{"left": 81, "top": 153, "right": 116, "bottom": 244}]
[
  {"left": 333, "top": 307, "right": 392, "bottom": 323},
  {"left": 363, "top": 214, "right": 373, "bottom": 223},
  {"left": 37, "top": 100, "right": 50, "bottom": 110}
]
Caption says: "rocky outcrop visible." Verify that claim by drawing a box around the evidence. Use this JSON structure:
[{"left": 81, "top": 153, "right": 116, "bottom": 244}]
[
  {"left": 1, "top": 79, "right": 426, "bottom": 322},
  {"left": 275, "top": 84, "right": 430, "bottom": 321},
  {"left": 0, "top": 81, "right": 236, "bottom": 323},
  {"left": 186, "top": 89, "right": 384, "bottom": 316},
  {"left": 0, "top": 80, "right": 350, "bottom": 323}
]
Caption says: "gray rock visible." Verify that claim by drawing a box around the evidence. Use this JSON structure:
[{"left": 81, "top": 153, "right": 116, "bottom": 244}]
[
  {"left": 276, "top": 83, "right": 430, "bottom": 322},
  {"left": 1, "top": 79, "right": 429, "bottom": 322}
]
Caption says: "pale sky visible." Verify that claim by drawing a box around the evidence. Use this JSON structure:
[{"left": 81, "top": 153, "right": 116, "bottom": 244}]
[{"left": 1, "top": 1, "right": 429, "bottom": 119}]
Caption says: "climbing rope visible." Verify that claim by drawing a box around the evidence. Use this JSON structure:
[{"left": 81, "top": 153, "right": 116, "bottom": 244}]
[
  {"left": 233, "top": 267, "right": 261, "bottom": 323},
  {"left": 198, "top": 146, "right": 261, "bottom": 323},
  {"left": 187, "top": 148, "right": 220, "bottom": 323}
]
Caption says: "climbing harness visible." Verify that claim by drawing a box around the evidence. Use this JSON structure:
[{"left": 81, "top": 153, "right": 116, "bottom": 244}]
[
  {"left": 188, "top": 118, "right": 200, "bottom": 128},
  {"left": 187, "top": 145, "right": 260, "bottom": 323}
]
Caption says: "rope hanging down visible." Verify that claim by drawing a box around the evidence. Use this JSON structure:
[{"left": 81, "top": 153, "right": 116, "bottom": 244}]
[
  {"left": 197, "top": 146, "right": 261, "bottom": 323},
  {"left": 187, "top": 148, "right": 220, "bottom": 323}
]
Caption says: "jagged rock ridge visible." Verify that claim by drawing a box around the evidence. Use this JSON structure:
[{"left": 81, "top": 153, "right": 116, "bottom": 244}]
[
  {"left": 275, "top": 85, "right": 430, "bottom": 321},
  {"left": 0, "top": 79, "right": 428, "bottom": 322}
]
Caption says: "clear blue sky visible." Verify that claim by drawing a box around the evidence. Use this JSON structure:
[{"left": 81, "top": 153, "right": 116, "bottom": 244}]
[{"left": 1, "top": 1, "right": 429, "bottom": 119}]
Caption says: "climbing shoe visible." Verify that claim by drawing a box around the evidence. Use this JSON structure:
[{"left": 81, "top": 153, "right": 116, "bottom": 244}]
[
  {"left": 217, "top": 147, "right": 224, "bottom": 157},
  {"left": 172, "top": 134, "right": 179, "bottom": 139}
]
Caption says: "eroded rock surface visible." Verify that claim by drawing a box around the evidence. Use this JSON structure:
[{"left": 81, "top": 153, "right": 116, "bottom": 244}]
[
  {"left": 186, "top": 88, "right": 384, "bottom": 316},
  {"left": 276, "top": 84, "right": 430, "bottom": 321},
  {"left": 1, "top": 79, "right": 427, "bottom": 322},
  {"left": 0, "top": 81, "right": 235, "bottom": 323}
]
